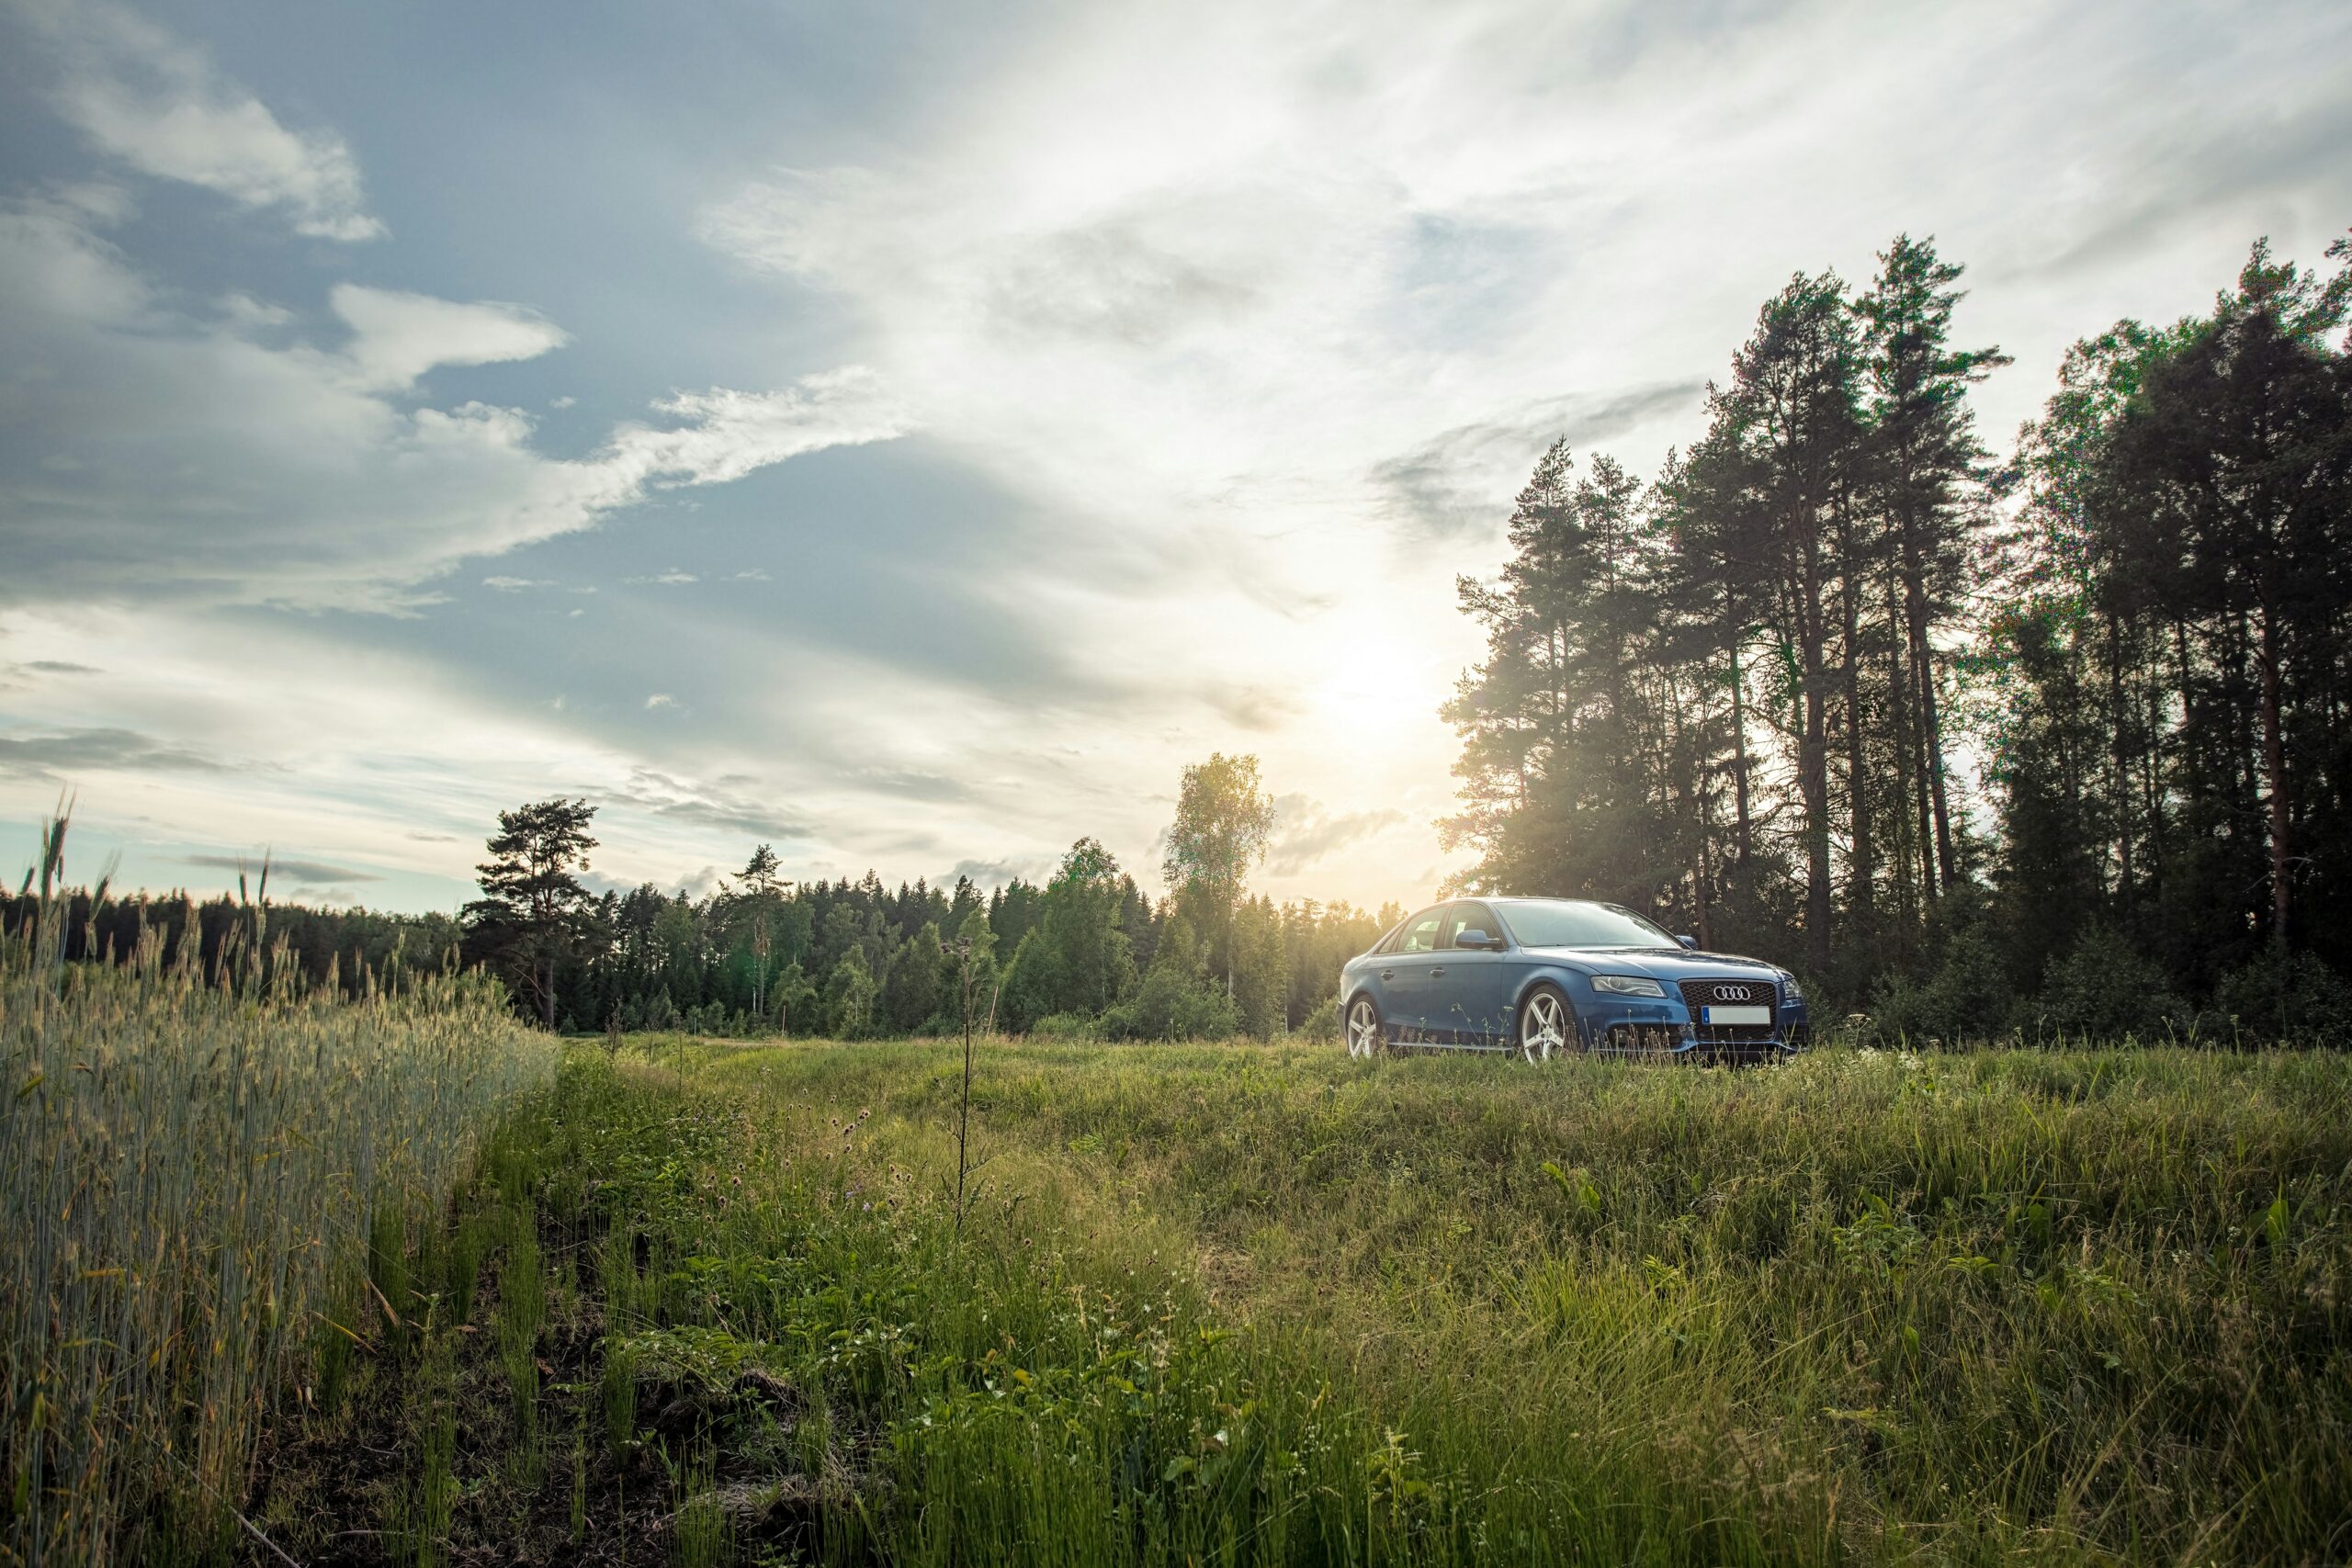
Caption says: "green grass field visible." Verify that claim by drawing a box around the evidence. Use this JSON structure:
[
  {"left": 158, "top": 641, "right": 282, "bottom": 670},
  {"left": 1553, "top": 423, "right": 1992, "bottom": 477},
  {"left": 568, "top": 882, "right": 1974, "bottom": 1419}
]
[{"left": 220, "top": 1033, "right": 2352, "bottom": 1567}]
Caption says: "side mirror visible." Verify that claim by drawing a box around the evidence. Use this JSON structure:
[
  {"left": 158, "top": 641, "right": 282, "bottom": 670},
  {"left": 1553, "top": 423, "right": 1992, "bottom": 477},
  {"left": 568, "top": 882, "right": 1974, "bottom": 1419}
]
[
  {"left": 1677, "top": 934, "right": 1698, "bottom": 950},
  {"left": 1454, "top": 930, "right": 1498, "bottom": 950}
]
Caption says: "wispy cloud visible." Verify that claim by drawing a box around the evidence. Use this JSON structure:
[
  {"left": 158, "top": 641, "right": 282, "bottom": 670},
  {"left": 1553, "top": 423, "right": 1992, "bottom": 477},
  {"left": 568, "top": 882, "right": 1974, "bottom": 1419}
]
[
  {"left": 1204, "top": 683, "right": 1304, "bottom": 734},
  {"left": 17, "top": 0, "right": 384, "bottom": 241},
  {"left": 0, "top": 726, "right": 230, "bottom": 780},
  {"left": 1369, "top": 382, "right": 1704, "bottom": 543},
  {"left": 332, "top": 285, "right": 568, "bottom": 391},
  {"left": 1265, "top": 794, "right": 1408, "bottom": 876},
  {"left": 1, "top": 660, "right": 103, "bottom": 681},
  {"left": 182, "top": 852, "right": 382, "bottom": 885},
  {"left": 612, "top": 768, "right": 815, "bottom": 841}
]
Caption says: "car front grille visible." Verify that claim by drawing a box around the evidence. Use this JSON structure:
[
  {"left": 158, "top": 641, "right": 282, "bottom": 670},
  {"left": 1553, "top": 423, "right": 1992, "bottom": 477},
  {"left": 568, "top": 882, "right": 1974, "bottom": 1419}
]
[{"left": 1677, "top": 977, "right": 1780, "bottom": 1043}]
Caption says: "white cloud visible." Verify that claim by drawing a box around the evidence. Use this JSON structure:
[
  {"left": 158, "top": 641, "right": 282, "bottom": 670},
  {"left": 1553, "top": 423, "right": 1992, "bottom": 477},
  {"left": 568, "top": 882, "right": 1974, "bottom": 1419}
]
[
  {"left": 331, "top": 285, "right": 569, "bottom": 391},
  {"left": 644, "top": 693, "right": 677, "bottom": 710},
  {"left": 597, "top": 374, "right": 912, "bottom": 492},
  {"left": 15, "top": 0, "right": 385, "bottom": 241},
  {"left": 0, "top": 200, "right": 914, "bottom": 612}
]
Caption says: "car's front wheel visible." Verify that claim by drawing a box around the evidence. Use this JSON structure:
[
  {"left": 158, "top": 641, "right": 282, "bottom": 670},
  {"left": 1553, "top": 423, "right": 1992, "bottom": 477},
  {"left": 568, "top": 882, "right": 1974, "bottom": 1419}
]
[
  {"left": 1345, "top": 995, "right": 1385, "bottom": 1059},
  {"left": 1516, "top": 984, "right": 1575, "bottom": 1063}
]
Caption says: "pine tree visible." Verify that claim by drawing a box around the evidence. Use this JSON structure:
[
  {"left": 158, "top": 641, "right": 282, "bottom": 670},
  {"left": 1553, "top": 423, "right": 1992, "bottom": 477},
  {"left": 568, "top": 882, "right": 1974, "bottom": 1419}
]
[{"left": 463, "top": 797, "right": 599, "bottom": 1029}]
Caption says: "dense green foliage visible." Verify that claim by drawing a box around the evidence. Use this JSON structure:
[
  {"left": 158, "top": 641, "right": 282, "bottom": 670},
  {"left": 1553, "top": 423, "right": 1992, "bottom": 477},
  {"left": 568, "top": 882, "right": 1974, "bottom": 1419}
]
[
  {"left": 250, "top": 1036, "right": 2352, "bottom": 1565},
  {"left": 446, "top": 826, "right": 1398, "bottom": 1043},
  {"left": 0, "top": 884, "right": 465, "bottom": 996},
  {"left": 1447, "top": 232, "right": 2352, "bottom": 1038}
]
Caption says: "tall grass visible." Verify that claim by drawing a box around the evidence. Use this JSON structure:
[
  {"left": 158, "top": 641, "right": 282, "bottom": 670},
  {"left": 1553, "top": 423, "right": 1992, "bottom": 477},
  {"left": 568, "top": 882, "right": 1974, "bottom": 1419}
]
[
  {"left": 0, "top": 818, "right": 558, "bottom": 1565},
  {"left": 584, "top": 1034, "right": 2352, "bottom": 1563}
]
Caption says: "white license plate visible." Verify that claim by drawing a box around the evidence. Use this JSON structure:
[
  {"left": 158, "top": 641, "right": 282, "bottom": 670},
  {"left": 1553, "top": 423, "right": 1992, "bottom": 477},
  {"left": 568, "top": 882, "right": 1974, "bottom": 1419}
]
[{"left": 1702, "top": 1005, "right": 1771, "bottom": 1026}]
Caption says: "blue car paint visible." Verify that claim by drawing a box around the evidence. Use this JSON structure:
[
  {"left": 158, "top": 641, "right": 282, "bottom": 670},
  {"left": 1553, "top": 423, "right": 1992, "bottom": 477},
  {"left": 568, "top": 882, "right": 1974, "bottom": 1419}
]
[{"left": 1339, "top": 897, "right": 1810, "bottom": 1059}]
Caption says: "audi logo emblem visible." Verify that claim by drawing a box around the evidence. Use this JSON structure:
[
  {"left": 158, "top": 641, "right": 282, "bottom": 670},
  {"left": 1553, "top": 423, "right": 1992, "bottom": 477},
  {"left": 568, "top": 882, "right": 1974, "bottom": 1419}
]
[{"left": 1712, "top": 984, "right": 1754, "bottom": 1002}]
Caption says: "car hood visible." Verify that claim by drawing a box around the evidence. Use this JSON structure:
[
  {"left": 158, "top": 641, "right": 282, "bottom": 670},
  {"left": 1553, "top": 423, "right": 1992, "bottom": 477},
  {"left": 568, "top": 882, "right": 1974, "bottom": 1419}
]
[{"left": 1521, "top": 945, "right": 1783, "bottom": 982}]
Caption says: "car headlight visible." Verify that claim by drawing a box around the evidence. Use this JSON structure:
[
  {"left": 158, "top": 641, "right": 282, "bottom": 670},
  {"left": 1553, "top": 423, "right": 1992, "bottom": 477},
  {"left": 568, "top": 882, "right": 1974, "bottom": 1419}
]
[
  {"left": 1779, "top": 973, "right": 1804, "bottom": 1003},
  {"left": 1591, "top": 975, "right": 1666, "bottom": 998}
]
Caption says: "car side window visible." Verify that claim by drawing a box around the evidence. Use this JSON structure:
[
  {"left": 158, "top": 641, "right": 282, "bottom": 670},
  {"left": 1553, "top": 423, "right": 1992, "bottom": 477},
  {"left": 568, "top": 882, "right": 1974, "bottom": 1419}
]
[
  {"left": 1442, "top": 903, "right": 1500, "bottom": 950},
  {"left": 1396, "top": 908, "right": 1444, "bottom": 953}
]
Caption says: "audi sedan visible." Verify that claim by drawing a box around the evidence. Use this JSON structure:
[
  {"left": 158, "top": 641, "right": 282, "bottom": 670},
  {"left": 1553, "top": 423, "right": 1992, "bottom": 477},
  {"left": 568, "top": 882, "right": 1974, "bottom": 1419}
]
[{"left": 1338, "top": 897, "right": 1810, "bottom": 1062}]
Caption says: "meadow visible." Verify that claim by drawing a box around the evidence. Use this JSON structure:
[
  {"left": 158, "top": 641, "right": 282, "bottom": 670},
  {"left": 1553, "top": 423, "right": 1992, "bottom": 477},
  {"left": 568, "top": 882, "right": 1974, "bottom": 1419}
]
[{"left": 182, "top": 1032, "right": 2352, "bottom": 1567}]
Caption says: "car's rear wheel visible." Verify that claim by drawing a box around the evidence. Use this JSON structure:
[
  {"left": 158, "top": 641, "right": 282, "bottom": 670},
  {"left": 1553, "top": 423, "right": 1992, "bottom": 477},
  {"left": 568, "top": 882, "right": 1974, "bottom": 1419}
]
[
  {"left": 1517, "top": 985, "right": 1575, "bottom": 1063},
  {"left": 1345, "top": 995, "right": 1385, "bottom": 1059}
]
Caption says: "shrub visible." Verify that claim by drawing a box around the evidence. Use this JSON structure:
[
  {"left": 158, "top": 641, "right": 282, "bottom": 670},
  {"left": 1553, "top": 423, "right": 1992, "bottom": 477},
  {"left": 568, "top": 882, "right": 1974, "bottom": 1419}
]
[
  {"left": 2035, "top": 926, "right": 2188, "bottom": 1042},
  {"left": 1102, "top": 963, "right": 1239, "bottom": 1042},
  {"left": 1029, "top": 1010, "right": 1104, "bottom": 1043},
  {"left": 1297, "top": 995, "right": 1340, "bottom": 1043},
  {"left": 1872, "top": 923, "right": 2014, "bottom": 1045},
  {"left": 2211, "top": 949, "right": 2352, "bottom": 1046}
]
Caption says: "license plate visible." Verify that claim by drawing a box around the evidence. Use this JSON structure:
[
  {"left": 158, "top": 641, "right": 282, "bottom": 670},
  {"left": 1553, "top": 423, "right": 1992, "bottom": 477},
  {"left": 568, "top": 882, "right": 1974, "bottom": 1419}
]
[{"left": 1702, "top": 1005, "right": 1771, "bottom": 1026}]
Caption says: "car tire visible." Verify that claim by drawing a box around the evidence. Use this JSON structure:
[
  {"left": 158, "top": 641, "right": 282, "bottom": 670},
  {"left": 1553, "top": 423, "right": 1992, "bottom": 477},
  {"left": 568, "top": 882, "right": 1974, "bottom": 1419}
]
[
  {"left": 1345, "top": 994, "right": 1386, "bottom": 1060},
  {"left": 1516, "top": 984, "right": 1576, "bottom": 1063}
]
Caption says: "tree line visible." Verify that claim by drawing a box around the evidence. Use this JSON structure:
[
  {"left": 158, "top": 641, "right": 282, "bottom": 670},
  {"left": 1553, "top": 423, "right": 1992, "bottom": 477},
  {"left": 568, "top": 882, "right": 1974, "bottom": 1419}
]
[
  {"left": 1446, "top": 230, "right": 2352, "bottom": 1042},
  {"left": 4, "top": 757, "right": 1387, "bottom": 1042},
  {"left": 454, "top": 755, "right": 1396, "bottom": 1040}
]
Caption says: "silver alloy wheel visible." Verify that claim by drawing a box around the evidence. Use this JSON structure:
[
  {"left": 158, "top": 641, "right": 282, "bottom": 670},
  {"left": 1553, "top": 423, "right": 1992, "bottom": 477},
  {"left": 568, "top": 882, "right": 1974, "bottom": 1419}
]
[
  {"left": 1520, "top": 989, "right": 1569, "bottom": 1063},
  {"left": 1347, "top": 998, "right": 1383, "bottom": 1059}
]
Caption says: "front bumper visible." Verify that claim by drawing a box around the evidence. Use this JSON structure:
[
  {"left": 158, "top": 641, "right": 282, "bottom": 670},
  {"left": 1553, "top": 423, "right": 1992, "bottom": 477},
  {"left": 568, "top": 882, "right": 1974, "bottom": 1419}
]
[
  {"left": 1594, "top": 1022, "right": 1806, "bottom": 1061},
  {"left": 1591, "top": 1003, "right": 1810, "bottom": 1062}
]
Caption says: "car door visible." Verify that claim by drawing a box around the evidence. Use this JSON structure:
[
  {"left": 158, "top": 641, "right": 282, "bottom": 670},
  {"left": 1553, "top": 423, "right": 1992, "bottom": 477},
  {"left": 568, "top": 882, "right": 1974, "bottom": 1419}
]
[
  {"left": 1432, "top": 902, "right": 1514, "bottom": 1044},
  {"left": 1377, "top": 907, "right": 1447, "bottom": 1037}
]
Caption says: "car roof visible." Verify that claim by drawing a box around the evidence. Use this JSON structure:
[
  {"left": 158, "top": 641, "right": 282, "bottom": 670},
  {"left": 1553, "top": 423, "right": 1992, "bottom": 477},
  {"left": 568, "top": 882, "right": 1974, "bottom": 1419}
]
[{"left": 1464, "top": 895, "right": 1612, "bottom": 905}]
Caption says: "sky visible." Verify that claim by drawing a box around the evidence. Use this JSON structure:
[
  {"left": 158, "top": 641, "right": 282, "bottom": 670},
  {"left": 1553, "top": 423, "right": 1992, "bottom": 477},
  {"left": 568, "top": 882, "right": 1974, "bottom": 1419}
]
[{"left": 2, "top": 0, "right": 2348, "bottom": 914}]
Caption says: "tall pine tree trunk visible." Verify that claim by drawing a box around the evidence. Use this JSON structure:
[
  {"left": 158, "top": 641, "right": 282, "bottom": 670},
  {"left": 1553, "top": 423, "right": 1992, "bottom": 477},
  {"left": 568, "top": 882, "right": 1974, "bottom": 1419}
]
[
  {"left": 1840, "top": 536, "right": 1873, "bottom": 948},
  {"left": 1903, "top": 559, "right": 1957, "bottom": 893},
  {"left": 2258, "top": 588, "right": 2291, "bottom": 950},
  {"left": 1801, "top": 563, "right": 1834, "bottom": 978},
  {"left": 1728, "top": 605, "right": 1753, "bottom": 871},
  {"left": 2108, "top": 611, "right": 2134, "bottom": 914},
  {"left": 1883, "top": 570, "right": 1921, "bottom": 943},
  {"left": 2144, "top": 667, "right": 2168, "bottom": 897}
]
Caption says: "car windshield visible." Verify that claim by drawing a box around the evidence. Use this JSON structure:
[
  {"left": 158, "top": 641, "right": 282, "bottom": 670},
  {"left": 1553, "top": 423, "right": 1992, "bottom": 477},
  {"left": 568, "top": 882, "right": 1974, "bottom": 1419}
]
[{"left": 1498, "top": 900, "right": 1677, "bottom": 949}]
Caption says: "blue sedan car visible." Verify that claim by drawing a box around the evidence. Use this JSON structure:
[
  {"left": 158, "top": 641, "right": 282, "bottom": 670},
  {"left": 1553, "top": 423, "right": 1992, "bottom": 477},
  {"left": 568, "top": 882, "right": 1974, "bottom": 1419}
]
[{"left": 1339, "top": 897, "right": 1809, "bottom": 1062}]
